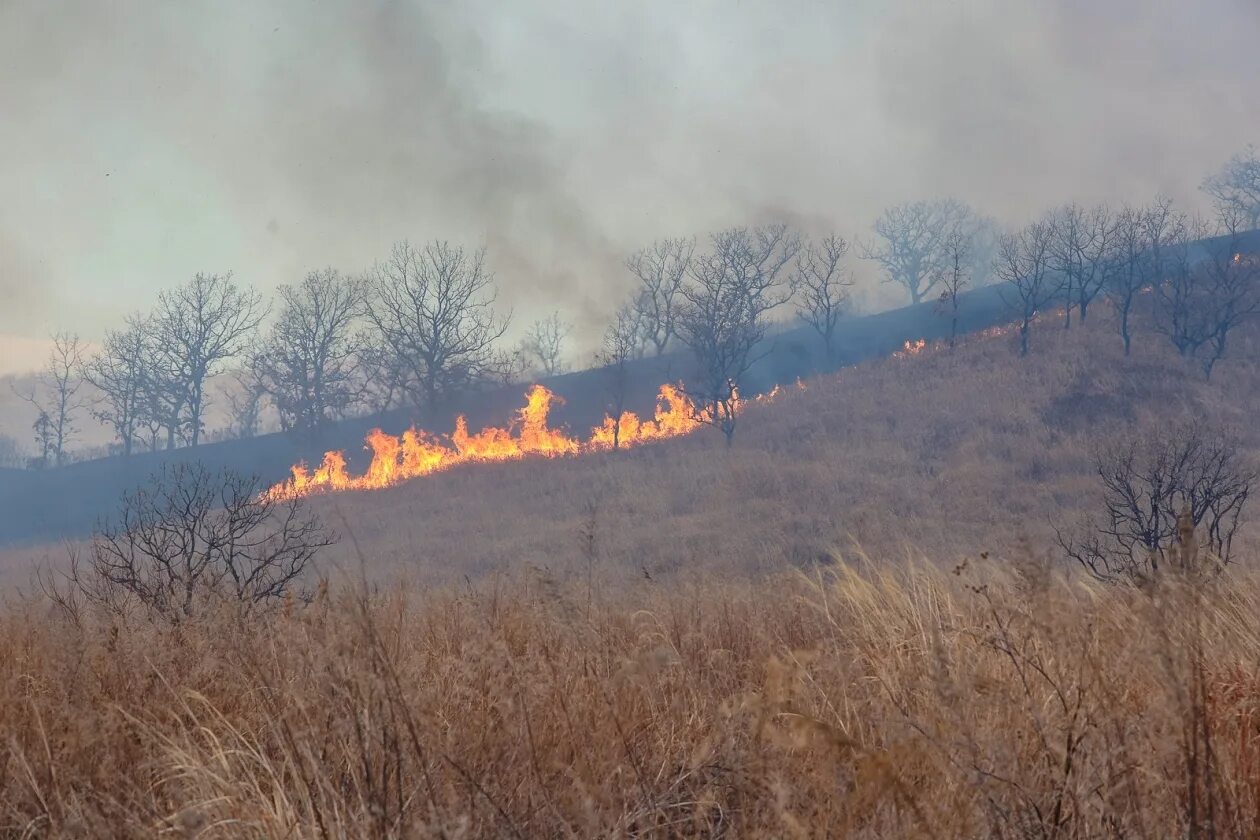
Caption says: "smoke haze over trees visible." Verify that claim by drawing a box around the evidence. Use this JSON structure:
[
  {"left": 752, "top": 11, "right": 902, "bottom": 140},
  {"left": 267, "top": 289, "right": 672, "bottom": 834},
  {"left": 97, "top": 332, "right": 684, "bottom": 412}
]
[{"left": 3, "top": 0, "right": 1260, "bottom": 373}]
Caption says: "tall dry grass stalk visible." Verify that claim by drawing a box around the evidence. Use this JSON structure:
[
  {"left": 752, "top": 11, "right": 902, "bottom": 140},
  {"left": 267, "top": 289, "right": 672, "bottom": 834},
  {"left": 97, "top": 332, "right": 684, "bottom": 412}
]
[{"left": 5, "top": 556, "right": 1260, "bottom": 837}]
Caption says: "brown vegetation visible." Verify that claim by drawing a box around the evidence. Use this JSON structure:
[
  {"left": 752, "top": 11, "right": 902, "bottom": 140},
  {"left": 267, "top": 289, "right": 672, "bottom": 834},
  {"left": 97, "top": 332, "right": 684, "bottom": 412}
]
[
  {"left": 2, "top": 308, "right": 1259, "bottom": 836},
  {"left": 8, "top": 557, "right": 1260, "bottom": 836},
  {"left": 290, "top": 311, "right": 1258, "bottom": 588}
]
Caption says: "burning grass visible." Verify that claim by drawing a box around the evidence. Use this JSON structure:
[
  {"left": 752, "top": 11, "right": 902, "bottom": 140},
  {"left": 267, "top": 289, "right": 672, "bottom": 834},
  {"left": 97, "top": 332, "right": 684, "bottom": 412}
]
[
  {"left": 7, "top": 558, "right": 1260, "bottom": 836},
  {"left": 266, "top": 383, "right": 703, "bottom": 499}
]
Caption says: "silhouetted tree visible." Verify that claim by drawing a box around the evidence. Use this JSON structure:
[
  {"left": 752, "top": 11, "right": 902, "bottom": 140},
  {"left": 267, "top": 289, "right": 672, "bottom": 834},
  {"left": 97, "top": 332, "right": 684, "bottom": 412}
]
[
  {"left": 1060, "top": 423, "right": 1255, "bottom": 582},
  {"left": 793, "top": 234, "right": 851, "bottom": 364},
  {"left": 152, "top": 272, "right": 267, "bottom": 447},
  {"left": 1105, "top": 198, "right": 1178, "bottom": 356},
  {"left": 365, "top": 241, "right": 510, "bottom": 409},
  {"left": 1202, "top": 144, "right": 1260, "bottom": 229},
  {"left": 226, "top": 367, "right": 268, "bottom": 439},
  {"left": 520, "top": 311, "right": 572, "bottom": 376},
  {"left": 83, "top": 316, "right": 149, "bottom": 456},
  {"left": 252, "top": 269, "right": 365, "bottom": 434},
  {"left": 677, "top": 224, "right": 800, "bottom": 444},
  {"left": 862, "top": 199, "right": 975, "bottom": 304},
  {"left": 1154, "top": 210, "right": 1260, "bottom": 379},
  {"left": 67, "top": 463, "right": 333, "bottom": 621},
  {"left": 594, "top": 306, "right": 641, "bottom": 450},
  {"left": 626, "top": 238, "right": 693, "bottom": 355},
  {"left": 14, "top": 332, "right": 85, "bottom": 467},
  {"left": 1048, "top": 203, "right": 1117, "bottom": 327},
  {"left": 935, "top": 229, "right": 969, "bottom": 350},
  {"left": 995, "top": 221, "right": 1059, "bottom": 356},
  {"left": 1194, "top": 208, "right": 1260, "bottom": 380}
]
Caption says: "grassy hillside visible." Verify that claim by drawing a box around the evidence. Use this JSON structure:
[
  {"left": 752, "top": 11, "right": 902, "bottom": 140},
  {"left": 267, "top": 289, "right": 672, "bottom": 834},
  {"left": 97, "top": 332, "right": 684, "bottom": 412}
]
[{"left": 295, "top": 309, "right": 1260, "bottom": 588}]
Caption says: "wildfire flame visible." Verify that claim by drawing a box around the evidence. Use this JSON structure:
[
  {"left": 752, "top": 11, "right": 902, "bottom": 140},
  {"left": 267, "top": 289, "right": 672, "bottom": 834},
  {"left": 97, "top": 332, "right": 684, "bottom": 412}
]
[{"left": 266, "top": 383, "right": 707, "bottom": 500}]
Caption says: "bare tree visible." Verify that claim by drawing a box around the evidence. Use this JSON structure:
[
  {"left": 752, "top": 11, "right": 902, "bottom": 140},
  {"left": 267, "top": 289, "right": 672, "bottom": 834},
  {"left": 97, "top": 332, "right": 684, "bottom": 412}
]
[
  {"left": 252, "top": 269, "right": 365, "bottom": 434},
  {"left": 1154, "top": 210, "right": 1260, "bottom": 379},
  {"left": 82, "top": 316, "right": 149, "bottom": 456},
  {"left": 1194, "top": 208, "right": 1260, "bottom": 380},
  {"left": 862, "top": 199, "right": 974, "bottom": 305},
  {"left": 520, "top": 311, "right": 572, "bottom": 377},
  {"left": 226, "top": 367, "right": 268, "bottom": 439},
  {"left": 935, "top": 229, "right": 969, "bottom": 350},
  {"left": 1202, "top": 144, "right": 1260, "bottom": 229},
  {"left": 995, "top": 221, "right": 1060, "bottom": 357},
  {"left": 67, "top": 463, "right": 332, "bottom": 621},
  {"left": 1154, "top": 216, "right": 1213, "bottom": 360},
  {"left": 1048, "top": 203, "right": 1117, "bottom": 328},
  {"left": 1060, "top": 423, "right": 1255, "bottom": 582},
  {"left": 677, "top": 224, "right": 800, "bottom": 444},
  {"left": 365, "top": 240, "right": 510, "bottom": 409},
  {"left": 594, "top": 305, "right": 642, "bottom": 450},
  {"left": 152, "top": 272, "right": 267, "bottom": 447},
  {"left": 1105, "top": 198, "right": 1178, "bottom": 356},
  {"left": 355, "top": 329, "right": 409, "bottom": 417},
  {"left": 794, "top": 234, "right": 851, "bottom": 364},
  {"left": 626, "top": 237, "right": 693, "bottom": 355},
  {"left": 14, "top": 332, "right": 85, "bottom": 467}
]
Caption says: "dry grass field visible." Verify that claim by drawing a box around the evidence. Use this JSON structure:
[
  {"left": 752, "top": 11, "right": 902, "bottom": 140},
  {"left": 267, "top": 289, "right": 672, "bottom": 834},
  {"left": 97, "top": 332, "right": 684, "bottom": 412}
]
[
  {"left": 3, "top": 310, "right": 1260, "bottom": 837},
  {"left": 303, "top": 310, "right": 1260, "bottom": 587}
]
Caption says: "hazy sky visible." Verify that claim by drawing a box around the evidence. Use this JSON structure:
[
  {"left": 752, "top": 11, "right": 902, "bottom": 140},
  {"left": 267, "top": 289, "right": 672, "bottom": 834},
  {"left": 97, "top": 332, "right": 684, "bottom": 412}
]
[{"left": 2, "top": 0, "right": 1259, "bottom": 373}]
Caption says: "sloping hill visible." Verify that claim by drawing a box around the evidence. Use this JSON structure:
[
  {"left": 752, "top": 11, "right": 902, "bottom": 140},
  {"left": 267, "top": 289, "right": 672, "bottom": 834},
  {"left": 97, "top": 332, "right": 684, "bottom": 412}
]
[
  {"left": 280, "top": 307, "right": 1259, "bottom": 587},
  {"left": 0, "top": 281, "right": 1017, "bottom": 548},
  {"left": 2, "top": 226, "right": 1257, "bottom": 554}
]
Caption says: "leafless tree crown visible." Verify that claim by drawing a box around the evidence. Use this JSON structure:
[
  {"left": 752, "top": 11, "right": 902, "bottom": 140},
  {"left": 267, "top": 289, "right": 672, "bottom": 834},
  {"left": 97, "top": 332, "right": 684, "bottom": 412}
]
[
  {"left": 677, "top": 224, "right": 800, "bottom": 443},
  {"left": 1202, "top": 144, "right": 1260, "bottom": 229},
  {"left": 83, "top": 317, "right": 149, "bottom": 457},
  {"left": 793, "top": 234, "right": 851, "bottom": 363},
  {"left": 626, "top": 237, "right": 694, "bottom": 356},
  {"left": 520, "top": 311, "right": 572, "bottom": 377},
  {"left": 365, "top": 240, "right": 511, "bottom": 408},
  {"left": 1154, "top": 210, "right": 1260, "bottom": 379},
  {"left": 594, "top": 305, "right": 644, "bottom": 450},
  {"left": 1047, "top": 203, "right": 1117, "bottom": 327},
  {"left": 14, "top": 332, "right": 85, "bottom": 467},
  {"left": 152, "top": 272, "right": 268, "bottom": 447},
  {"left": 252, "top": 268, "right": 366, "bottom": 433},
  {"left": 995, "top": 221, "right": 1060, "bottom": 356},
  {"left": 1061, "top": 424, "right": 1255, "bottom": 582},
  {"left": 935, "top": 230, "right": 970, "bottom": 350},
  {"left": 1104, "top": 198, "right": 1179, "bottom": 356},
  {"left": 862, "top": 199, "right": 976, "bottom": 305},
  {"left": 72, "top": 463, "right": 332, "bottom": 620}
]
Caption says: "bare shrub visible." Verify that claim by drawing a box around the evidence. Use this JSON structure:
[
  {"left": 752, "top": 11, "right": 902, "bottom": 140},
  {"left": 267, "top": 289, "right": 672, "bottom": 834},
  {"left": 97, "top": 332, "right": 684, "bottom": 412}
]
[
  {"left": 1060, "top": 423, "right": 1255, "bottom": 581},
  {"left": 69, "top": 463, "right": 333, "bottom": 620}
]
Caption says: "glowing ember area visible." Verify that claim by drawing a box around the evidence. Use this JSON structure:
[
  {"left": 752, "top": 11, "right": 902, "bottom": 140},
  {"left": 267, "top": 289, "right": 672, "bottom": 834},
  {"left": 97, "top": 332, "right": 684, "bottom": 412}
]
[
  {"left": 895, "top": 338, "right": 928, "bottom": 358},
  {"left": 266, "top": 383, "right": 706, "bottom": 499},
  {"left": 893, "top": 316, "right": 1046, "bottom": 360}
]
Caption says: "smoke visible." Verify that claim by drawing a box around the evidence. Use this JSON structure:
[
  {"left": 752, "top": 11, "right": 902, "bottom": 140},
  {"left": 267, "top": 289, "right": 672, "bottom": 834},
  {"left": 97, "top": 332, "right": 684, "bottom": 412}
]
[{"left": 2, "top": 0, "right": 1259, "bottom": 362}]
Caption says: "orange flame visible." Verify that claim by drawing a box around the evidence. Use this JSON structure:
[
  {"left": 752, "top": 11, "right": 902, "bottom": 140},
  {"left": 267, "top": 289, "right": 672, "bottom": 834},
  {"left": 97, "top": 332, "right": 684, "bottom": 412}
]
[{"left": 266, "top": 383, "right": 709, "bottom": 500}]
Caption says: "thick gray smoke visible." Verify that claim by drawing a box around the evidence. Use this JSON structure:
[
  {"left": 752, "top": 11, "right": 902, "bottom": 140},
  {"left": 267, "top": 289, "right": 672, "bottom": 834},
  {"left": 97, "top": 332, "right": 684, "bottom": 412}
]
[{"left": 2, "top": 0, "right": 1259, "bottom": 367}]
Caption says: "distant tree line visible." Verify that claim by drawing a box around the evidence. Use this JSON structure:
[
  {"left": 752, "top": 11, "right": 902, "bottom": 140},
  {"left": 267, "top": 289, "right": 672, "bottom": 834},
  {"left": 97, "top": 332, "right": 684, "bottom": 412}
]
[{"left": 13, "top": 145, "right": 1260, "bottom": 465}]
